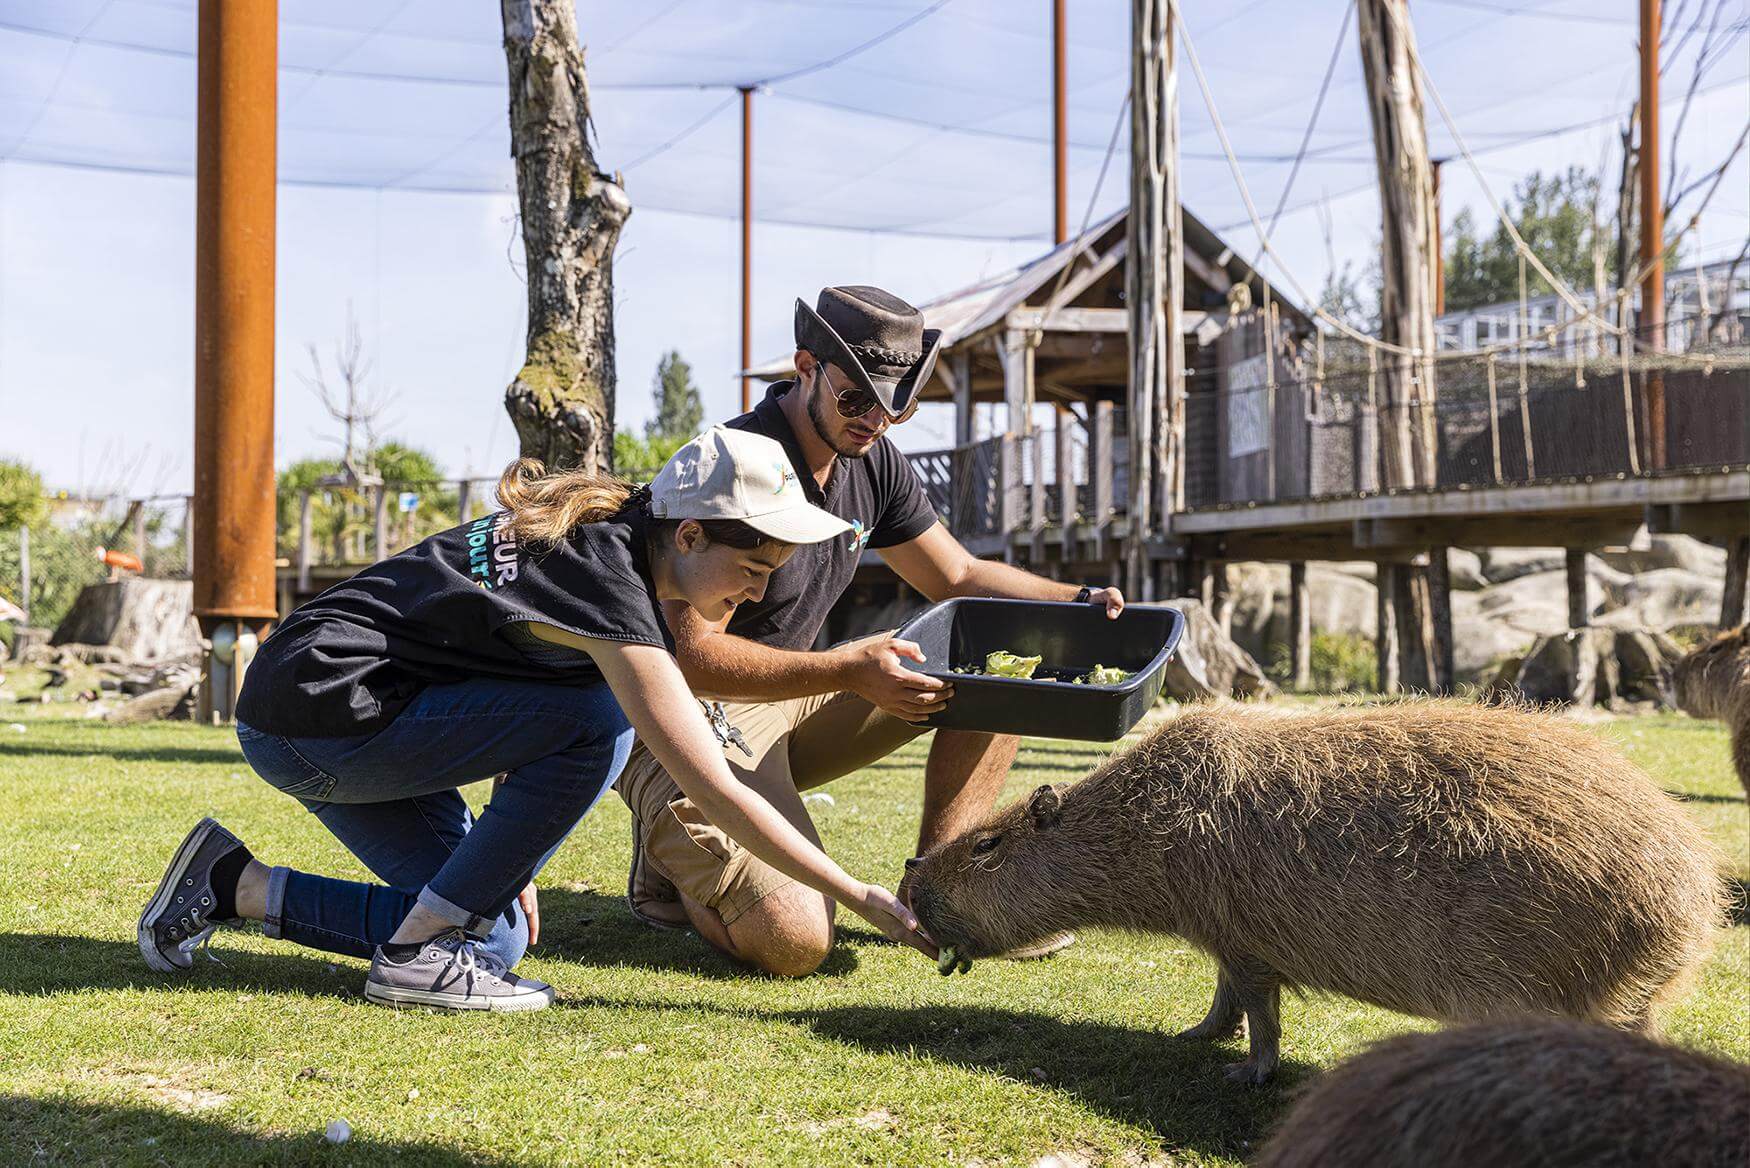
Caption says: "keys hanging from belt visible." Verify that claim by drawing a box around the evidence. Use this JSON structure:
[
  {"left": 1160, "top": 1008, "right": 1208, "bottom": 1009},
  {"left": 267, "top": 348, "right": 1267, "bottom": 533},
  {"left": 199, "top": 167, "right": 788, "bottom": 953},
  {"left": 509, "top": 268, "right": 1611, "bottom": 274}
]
[{"left": 703, "top": 701, "right": 753, "bottom": 757}]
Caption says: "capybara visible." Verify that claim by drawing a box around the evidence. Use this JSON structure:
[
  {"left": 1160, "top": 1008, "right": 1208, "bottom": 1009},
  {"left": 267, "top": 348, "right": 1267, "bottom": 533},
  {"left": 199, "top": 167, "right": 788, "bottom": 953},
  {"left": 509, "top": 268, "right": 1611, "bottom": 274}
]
[
  {"left": 906, "top": 701, "right": 1724, "bottom": 1084},
  {"left": 1674, "top": 625, "right": 1750, "bottom": 795},
  {"left": 1252, "top": 1021, "right": 1750, "bottom": 1168}
]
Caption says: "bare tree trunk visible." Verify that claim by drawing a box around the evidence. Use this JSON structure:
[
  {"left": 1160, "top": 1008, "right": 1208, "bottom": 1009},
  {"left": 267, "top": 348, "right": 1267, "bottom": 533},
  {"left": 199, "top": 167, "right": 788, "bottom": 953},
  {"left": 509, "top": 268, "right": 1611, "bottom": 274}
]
[
  {"left": 1359, "top": 0, "right": 1443, "bottom": 691},
  {"left": 1126, "top": 0, "right": 1184, "bottom": 600},
  {"left": 501, "top": 0, "right": 630, "bottom": 474}
]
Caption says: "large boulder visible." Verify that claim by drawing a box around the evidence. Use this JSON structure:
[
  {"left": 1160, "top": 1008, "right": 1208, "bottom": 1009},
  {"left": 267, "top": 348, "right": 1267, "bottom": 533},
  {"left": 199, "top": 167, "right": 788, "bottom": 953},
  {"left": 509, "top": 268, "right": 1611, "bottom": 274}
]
[
  {"left": 1600, "top": 568, "right": 1723, "bottom": 631},
  {"left": 1158, "top": 598, "right": 1275, "bottom": 702},
  {"left": 1477, "top": 547, "right": 1566, "bottom": 584},
  {"left": 1226, "top": 563, "right": 1378, "bottom": 661},
  {"left": 1593, "top": 533, "right": 1728, "bottom": 578},
  {"left": 1445, "top": 548, "right": 1488, "bottom": 590},
  {"left": 51, "top": 578, "right": 201, "bottom": 663},
  {"left": 1501, "top": 626, "right": 1686, "bottom": 710}
]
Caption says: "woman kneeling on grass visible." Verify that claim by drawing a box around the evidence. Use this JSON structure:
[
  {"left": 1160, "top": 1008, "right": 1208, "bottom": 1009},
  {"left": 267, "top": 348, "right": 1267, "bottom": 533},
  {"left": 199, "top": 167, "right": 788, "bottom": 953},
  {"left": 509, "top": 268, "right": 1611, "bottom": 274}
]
[{"left": 138, "top": 427, "right": 932, "bottom": 1011}]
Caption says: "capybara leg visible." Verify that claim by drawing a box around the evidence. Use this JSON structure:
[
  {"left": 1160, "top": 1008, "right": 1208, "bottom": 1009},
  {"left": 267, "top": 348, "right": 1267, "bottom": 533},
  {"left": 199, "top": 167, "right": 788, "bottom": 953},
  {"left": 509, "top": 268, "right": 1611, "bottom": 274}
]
[
  {"left": 1177, "top": 967, "right": 1245, "bottom": 1041},
  {"left": 1222, "top": 976, "right": 1282, "bottom": 1086}
]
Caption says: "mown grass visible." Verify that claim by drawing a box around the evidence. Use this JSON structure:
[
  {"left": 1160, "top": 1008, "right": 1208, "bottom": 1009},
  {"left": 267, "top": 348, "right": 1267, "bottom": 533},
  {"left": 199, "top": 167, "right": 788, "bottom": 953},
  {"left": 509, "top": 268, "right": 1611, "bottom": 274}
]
[{"left": 0, "top": 701, "right": 1744, "bottom": 1166}]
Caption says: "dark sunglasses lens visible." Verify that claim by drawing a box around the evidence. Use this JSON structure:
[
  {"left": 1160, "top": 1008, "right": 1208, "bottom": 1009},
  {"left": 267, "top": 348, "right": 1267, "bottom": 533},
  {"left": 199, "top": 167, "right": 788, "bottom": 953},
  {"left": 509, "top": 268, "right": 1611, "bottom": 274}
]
[{"left": 835, "top": 388, "right": 880, "bottom": 419}]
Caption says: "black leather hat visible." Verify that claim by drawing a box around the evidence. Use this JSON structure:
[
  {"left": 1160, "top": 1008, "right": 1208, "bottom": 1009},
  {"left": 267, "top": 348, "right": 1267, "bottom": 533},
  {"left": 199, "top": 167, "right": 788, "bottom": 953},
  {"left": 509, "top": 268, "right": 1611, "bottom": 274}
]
[{"left": 794, "top": 285, "right": 943, "bottom": 417}]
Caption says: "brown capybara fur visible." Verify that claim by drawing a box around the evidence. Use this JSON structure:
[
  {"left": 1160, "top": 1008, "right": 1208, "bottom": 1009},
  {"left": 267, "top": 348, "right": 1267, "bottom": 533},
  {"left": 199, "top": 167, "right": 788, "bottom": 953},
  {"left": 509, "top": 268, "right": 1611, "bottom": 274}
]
[
  {"left": 907, "top": 701, "right": 1724, "bottom": 1083},
  {"left": 1251, "top": 1021, "right": 1750, "bottom": 1168},
  {"left": 1673, "top": 625, "right": 1750, "bottom": 794}
]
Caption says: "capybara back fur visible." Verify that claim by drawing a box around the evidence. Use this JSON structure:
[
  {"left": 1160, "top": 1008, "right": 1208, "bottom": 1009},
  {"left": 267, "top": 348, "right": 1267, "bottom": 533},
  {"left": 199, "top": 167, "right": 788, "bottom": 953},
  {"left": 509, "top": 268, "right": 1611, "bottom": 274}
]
[
  {"left": 911, "top": 701, "right": 1723, "bottom": 1037},
  {"left": 1252, "top": 1021, "right": 1750, "bottom": 1168},
  {"left": 1674, "top": 626, "right": 1750, "bottom": 793}
]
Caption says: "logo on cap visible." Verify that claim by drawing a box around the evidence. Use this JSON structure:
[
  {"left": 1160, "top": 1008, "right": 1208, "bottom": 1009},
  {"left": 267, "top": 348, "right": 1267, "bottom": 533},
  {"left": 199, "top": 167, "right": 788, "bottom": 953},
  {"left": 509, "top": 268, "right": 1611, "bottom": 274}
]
[{"left": 773, "top": 461, "right": 796, "bottom": 496}]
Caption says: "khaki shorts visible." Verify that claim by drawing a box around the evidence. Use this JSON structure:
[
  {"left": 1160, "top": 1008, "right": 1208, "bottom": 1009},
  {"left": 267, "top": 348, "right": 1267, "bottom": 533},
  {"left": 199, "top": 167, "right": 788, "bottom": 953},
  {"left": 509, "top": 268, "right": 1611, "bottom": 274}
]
[{"left": 615, "top": 691, "right": 926, "bottom": 926}]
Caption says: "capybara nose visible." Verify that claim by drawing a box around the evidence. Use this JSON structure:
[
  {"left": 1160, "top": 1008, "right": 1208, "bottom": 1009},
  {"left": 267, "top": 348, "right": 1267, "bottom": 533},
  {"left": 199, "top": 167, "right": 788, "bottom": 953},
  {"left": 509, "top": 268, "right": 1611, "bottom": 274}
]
[{"left": 904, "top": 857, "right": 920, "bottom": 870}]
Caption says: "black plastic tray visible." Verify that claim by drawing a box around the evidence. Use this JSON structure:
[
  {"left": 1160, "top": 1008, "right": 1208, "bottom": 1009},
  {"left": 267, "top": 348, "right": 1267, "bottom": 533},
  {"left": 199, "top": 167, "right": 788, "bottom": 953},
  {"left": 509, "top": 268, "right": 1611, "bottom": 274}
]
[{"left": 893, "top": 598, "right": 1185, "bottom": 741}]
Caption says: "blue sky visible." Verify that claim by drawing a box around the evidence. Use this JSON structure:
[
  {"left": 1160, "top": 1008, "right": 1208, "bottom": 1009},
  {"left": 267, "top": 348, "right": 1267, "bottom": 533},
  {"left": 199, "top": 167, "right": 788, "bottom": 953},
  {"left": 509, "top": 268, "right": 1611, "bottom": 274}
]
[{"left": 0, "top": 0, "right": 1744, "bottom": 495}]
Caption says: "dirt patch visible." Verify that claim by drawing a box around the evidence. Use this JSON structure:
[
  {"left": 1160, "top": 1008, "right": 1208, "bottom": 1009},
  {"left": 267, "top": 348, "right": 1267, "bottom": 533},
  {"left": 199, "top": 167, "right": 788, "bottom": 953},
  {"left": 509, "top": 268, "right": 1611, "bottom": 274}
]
[{"left": 86, "top": 1062, "right": 232, "bottom": 1113}]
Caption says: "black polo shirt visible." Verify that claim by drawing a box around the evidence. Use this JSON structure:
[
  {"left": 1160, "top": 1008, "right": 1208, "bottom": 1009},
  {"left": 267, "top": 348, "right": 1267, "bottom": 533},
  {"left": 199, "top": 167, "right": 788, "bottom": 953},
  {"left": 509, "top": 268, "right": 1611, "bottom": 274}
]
[
  {"left": 723, "top": 380, "right": 939, "bottom": 649},
  {"left": 236, "top": 506, "right": 673, "bottom": 738}
]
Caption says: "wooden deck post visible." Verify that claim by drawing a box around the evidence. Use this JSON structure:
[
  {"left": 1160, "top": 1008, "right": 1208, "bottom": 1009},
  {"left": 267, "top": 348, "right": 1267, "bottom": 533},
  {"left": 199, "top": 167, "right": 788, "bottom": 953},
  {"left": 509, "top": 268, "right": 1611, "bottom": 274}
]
[
  {"left": 1719, "top": 536, "right": 1746, "bottom": 629},
  {"left": 373, "top": 484, "right": 389, "bottom": 561},
  {"left": 1206, "top": 562, "right": 1232, "bottom": 636},
  {"left": 952, "top": 350, "right": 974, "bottom": 446},
  {"left": 1565, "top": 547, "right": 1590, "bottom": 629},
  {"left": 1376, "top": 562, "right": 1401, "bottom": 694},
  {"left": 296, "top": 490, "right": 313, "bottom": 593},
  {"left": 1030, "top": 430, "right": 1047, "bottom": 559},
  {"left": 1090, "top": 400, "right": 1114, "bottom": 561},
  {"left": 1289, "top": 560, "right": 1312, "bottom": 691},
  {"left": 1429, "top": 546, "right": 1454, "bottom": 693},
  {"left": 1057, "top": 404, "right": 1077, "bottom": 557}
]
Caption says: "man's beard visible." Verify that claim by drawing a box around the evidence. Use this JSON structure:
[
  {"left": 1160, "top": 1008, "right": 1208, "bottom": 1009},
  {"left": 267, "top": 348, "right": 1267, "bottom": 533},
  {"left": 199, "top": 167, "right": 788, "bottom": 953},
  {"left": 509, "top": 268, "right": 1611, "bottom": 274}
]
[{"left": 806, "top": 385, "right": 875, "bottom": 459}]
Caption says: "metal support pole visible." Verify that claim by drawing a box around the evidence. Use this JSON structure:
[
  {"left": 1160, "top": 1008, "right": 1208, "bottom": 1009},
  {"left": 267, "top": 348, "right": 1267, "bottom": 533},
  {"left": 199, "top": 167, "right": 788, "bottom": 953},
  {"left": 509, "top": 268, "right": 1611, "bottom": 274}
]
[
  {"left": 1639, "top": 0, "right": 1666, "bottom": 468},
  {"left": 1053, "top": 0, "right": 1068, "bottom": 245},
  {"left": 740, "top": 85, "right": 754, "bottom": 414},
  {"left": 193, "top": 0, "right": 278, "bottom": 722},
  {"left": 457, "top": 478, "right": 473, "bottom": 524}
]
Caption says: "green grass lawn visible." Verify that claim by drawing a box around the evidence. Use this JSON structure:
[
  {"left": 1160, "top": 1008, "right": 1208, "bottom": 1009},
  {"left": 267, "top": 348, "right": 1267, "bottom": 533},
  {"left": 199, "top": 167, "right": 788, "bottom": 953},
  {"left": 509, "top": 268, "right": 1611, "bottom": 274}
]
[{"left": 0, "top": 702, "right": 1745, "bottom": 1167}]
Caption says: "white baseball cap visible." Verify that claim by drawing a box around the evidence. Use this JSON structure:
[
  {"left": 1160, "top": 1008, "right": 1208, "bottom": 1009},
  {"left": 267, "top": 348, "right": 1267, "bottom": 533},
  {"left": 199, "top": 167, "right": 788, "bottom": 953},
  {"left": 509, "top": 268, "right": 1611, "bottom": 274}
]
[{"left": 648, "top": 426, "right": 852, "bottom": 545}]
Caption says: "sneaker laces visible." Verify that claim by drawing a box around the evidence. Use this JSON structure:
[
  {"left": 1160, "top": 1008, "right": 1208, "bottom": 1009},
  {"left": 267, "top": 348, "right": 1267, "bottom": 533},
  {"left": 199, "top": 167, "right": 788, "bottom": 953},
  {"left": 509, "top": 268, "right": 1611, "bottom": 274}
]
[{"left": 433, "top": 930, "right": 507, "bottom": 994}]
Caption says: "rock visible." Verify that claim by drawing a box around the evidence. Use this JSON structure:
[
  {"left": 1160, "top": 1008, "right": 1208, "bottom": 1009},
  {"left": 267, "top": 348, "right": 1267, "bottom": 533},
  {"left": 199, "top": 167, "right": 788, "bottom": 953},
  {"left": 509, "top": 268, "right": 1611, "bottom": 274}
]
[
  {"left": 1157, "top": 599, "right": 1275, "bottom": 702},
  {"left": 1613, "top": 628, "right": 1682, "bottom": 705},
  {"left": 1445, "top": 548, "right": 1488, "bottom": 591},
  {"left": 1594, "top": 533, "right": 1728, "bottom": 578},
  {"left": 104, "top": 683, "right": 198, "bottom": 725},
  {"left": 11, "top": 626, "right": 52, "bottom": 663},
  {"left": 51, "top": 578, "right": 201, "bottom": 663},
  {"left": 1478, "top": 547, "right": 1566, "bottom": 584},
  {"left": 1514, "top": 628, "right": 1618, "bottom": 708},
  {"left": 1600, "top": 568, "right": 1723, "bottom": 631},
  {"left": 1226, "top": 563, "right": 1378, "bottom": 661},
  {"left": 43, "top": 668, "right": 68, "bottom": 689},
  {"left": 53, "top": 643, "right": 134, "bottom": 666}
]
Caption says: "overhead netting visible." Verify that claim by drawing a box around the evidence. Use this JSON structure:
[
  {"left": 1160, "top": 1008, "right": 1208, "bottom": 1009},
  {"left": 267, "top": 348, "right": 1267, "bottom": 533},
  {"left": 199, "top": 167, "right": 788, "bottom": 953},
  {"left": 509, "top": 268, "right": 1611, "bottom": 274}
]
[{"left": 2, "top": 0, "right": 1740, "bottom": 248}]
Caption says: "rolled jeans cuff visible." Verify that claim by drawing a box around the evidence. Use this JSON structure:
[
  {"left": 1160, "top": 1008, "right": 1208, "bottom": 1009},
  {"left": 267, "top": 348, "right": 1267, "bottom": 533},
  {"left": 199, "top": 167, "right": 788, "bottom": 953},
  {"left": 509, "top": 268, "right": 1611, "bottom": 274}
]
[
  {"left": 416, "top": 886, "right": 496, "bottom": 939},
  {"left": 262, "top": 865, "right": 292, "bottom": 939}
]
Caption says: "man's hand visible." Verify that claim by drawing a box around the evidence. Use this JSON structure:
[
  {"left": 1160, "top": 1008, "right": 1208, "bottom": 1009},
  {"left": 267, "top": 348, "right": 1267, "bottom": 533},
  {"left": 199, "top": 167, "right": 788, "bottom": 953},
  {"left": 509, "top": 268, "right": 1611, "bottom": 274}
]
[
  {"left": 1086, "top": 586, "right": 1125, "bottom": 619},
  {"left": 518, "top": 883, "right": 540, "bottom": 946},
  {"left": 838, "top": 634, "right": 952, "bottom": 723}
]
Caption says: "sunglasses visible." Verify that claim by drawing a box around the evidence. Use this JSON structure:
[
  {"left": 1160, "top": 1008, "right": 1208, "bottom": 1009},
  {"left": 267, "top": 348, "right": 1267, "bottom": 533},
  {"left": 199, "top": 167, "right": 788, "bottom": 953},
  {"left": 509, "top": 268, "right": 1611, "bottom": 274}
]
[{"left": 815, "top": 361, "right": 921, "bottom": 425}]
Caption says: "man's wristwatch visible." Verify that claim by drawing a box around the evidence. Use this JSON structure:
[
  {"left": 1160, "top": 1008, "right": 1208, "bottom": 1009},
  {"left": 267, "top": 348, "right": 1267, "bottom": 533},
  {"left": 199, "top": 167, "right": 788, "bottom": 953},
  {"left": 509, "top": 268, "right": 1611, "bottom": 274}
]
[{"left": 1073, "top": 586, "right": 1092, "bottom": 604}]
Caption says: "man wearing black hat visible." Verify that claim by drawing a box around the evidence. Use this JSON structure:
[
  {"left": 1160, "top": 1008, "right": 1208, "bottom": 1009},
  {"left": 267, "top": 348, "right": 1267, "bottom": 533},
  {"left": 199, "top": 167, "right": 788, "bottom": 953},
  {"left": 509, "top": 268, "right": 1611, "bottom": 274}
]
[{"left": 614, "top": 285, "right": 1123, "bottom": 976}]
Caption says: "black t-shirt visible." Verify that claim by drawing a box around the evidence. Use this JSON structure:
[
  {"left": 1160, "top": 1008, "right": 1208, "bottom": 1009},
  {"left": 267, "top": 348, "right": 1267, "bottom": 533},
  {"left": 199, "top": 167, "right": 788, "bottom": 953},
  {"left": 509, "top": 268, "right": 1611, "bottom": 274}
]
[
  {"left": 236, "top": 506, "right": 673, "bottom": 738},
  {"left": 724, "top": 381, "right": 939, "bottom": 649}
]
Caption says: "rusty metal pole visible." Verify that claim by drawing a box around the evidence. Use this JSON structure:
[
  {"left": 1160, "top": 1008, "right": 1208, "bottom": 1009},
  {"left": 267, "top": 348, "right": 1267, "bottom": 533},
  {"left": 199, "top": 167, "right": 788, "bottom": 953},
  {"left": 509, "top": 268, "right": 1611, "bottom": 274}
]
[
  {"left": 194, "top": 0, "right": 277, "bottom": 720},
  {"left": 1639, "top": 0, "right": 1666, "bottom": 468},
  {"left": 740, "top": 85, "right": 754, "bottom": 413},
  {"left": 1053, "top": 0, "right": 1068, "bottom": 246}
]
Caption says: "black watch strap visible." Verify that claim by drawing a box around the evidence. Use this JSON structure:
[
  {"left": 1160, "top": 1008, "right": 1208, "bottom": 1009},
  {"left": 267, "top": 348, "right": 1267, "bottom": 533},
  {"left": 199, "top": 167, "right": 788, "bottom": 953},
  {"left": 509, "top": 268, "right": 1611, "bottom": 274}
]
[{"left": 1073, "top": 585, "right": 1092, "bottom": 604}]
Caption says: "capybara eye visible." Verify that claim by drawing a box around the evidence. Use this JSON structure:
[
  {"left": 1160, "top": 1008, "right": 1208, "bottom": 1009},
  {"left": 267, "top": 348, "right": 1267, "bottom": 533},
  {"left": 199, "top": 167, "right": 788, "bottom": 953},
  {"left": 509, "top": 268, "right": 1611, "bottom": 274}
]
[{"left": 971, "top": 835, "right": 1002, "bottom": 856}]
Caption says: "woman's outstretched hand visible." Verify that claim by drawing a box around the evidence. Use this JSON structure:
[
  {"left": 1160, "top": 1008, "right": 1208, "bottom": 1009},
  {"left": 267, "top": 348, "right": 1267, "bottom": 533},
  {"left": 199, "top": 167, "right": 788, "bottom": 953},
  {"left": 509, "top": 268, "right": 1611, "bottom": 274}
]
[
  {"left": 852, "top": 883, "right": 937, "bottom": 959},
  {"left": 518, "top": 882, "right": 540, "bottom": 945}
]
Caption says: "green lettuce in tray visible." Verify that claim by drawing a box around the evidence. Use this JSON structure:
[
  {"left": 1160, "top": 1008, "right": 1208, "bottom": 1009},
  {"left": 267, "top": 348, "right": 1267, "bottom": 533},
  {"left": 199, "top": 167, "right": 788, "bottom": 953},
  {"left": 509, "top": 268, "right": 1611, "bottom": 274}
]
[
  {"left": 1074, "top": 664, "right": 1132, "bottom": 686},
  {"left": 950, "top": 651, "right": 1131, "bottom": 686}
]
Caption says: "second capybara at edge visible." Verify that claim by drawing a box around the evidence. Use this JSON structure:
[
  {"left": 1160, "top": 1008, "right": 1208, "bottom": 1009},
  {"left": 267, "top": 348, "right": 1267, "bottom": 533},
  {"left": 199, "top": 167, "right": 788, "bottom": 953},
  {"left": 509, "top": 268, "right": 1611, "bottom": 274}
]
[
  {"left": 1673, "top": 625, "right": 1750, "bottom": 794},
  {"left": 1251, "top": 1021, "right": 1750, "bottom": 1168},
  {"left": 906, "top": 700, "right": 1724, "bottom": 1084}
]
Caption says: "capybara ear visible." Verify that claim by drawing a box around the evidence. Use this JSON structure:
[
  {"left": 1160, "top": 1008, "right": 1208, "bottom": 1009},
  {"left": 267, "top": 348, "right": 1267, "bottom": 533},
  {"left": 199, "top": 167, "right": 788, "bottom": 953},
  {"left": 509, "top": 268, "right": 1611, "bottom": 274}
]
[{"left": 1029, "top": 784, "right": 1063, "bottom": 830}]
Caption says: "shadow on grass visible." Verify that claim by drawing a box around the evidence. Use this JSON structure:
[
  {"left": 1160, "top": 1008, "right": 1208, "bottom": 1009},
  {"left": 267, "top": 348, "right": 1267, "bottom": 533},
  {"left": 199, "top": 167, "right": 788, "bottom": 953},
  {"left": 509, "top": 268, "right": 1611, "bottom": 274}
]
[
  {"left": 0, "top": 1095, "right": 522, "bottom": 1166},
  {"left": 0, "top": 741, "right": 245, "bottom": 765},
  {"left": 0, "top": 933, "right": 361, "bottom": 1001},
  {"left": 533, "top": 888, "right": 862, "bottom": 979}
]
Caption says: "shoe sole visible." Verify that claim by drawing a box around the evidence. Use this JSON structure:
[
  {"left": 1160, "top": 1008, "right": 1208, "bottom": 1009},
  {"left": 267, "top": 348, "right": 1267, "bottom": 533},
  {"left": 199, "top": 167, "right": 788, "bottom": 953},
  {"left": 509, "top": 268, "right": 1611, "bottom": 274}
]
[
  {"left": 362, "top": 981, "right": 555, "bottom": 1013},
  {"left": 137, "top": 817, "right": 223, "bottom": 974}
]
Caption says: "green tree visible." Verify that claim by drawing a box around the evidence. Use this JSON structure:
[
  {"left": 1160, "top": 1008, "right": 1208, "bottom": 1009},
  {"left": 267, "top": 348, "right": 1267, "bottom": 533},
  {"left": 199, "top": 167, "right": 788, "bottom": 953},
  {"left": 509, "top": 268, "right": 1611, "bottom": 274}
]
[
  {"left": 613, "top": 431, "right": 685, "bottom": 481},
  {"left": 1442, "top": 167, "right": 1613, "bottom": 313},
  {"left": 645, "top": 350, "right": 703, "bottom": 444},
  {"left": 0, "top": 460, "right": 47, "bottom": 530}
]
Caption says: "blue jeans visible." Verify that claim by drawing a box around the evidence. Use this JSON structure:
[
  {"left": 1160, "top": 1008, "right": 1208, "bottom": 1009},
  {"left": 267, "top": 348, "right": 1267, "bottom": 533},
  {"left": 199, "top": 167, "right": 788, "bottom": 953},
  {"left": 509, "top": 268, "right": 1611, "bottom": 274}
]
[{"left": 235, "top": 678, "right": 634, "bottom": 969}]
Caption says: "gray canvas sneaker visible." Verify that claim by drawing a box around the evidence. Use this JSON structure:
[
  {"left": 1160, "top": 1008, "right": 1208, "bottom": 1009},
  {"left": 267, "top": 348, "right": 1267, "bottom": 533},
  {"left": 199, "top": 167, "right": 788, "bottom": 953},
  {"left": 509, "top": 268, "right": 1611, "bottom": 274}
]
[
  {"left": 138, "top": 817, "right": 247, "bottom": 973},
  {"left": 363, "top": 930, "right": 555, "bottom": 1012}
]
